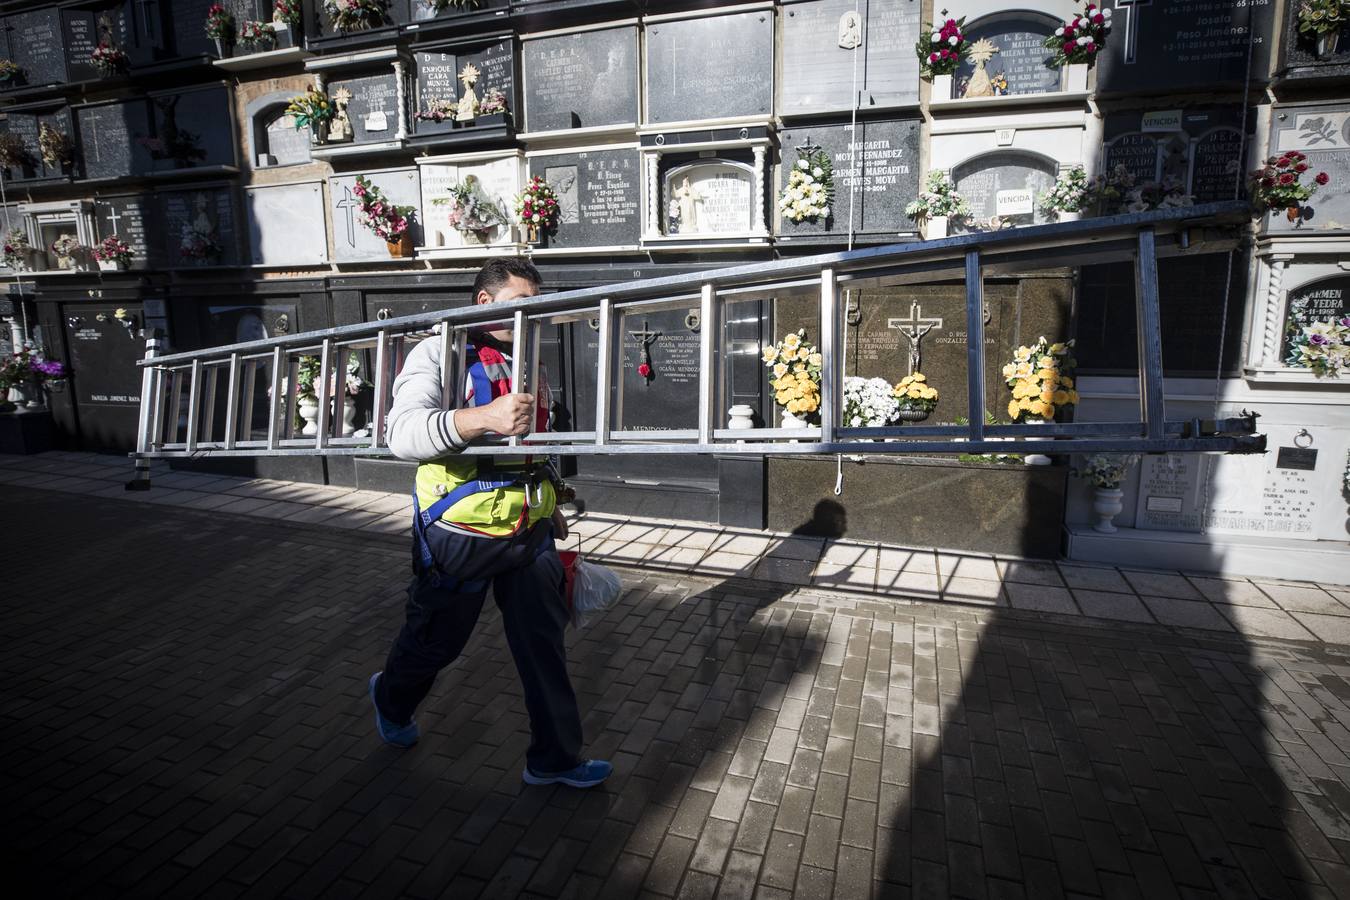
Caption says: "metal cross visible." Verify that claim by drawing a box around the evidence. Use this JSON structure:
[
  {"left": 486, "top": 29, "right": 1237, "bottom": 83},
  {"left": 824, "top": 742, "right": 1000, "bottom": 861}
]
[
  {"left": 335, "top": 184, "right": 360, "bottom": 247},
  {"left": 629, "top": 319, "right": 660, "bottom": 373},
  {"left": 105, "top": 206, "right": 123, "bottom": 234},
  {"left": 1114, "top": 0, "right": 1152, "bottom": 65},
  {"left": 887, "top": 300, "right": 943, "bottom": 375}
]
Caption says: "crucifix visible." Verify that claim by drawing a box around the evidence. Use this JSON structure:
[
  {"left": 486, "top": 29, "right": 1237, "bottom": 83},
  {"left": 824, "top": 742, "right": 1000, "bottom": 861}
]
[
  {"left": 887, "top": 300, "right": 943, "bottom": 375},
  {"left": 335, "top": 184, "right": 360, "bottom": 247},
  {"left": 1115, "top": 0, "right": 1152, "bottom": 65},
  {"left": 629, "top": 319, "right": 660, "bottom": 380},
  {"left": 105, "top": 206, "right": 123, "bottom": 235}
]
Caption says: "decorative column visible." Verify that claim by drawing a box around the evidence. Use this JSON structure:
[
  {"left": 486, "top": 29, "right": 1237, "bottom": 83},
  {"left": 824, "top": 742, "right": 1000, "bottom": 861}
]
[
  {"left": 644, "top": 152, "right": 661, "bottom": 239},
  {"left": 393, "top": 59, "right": 409, "bottom": 141},
  {"left": 1260, "top": 254, "right": 1293, "bottom": 367},
  {"left": 751, "top": 145, "right": 767, "bottom": 235}
]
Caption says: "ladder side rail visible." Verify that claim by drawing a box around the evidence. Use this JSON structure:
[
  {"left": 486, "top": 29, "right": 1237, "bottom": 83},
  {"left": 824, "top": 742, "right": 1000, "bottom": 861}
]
[
  {"left": 508, "top": 309, "right": 527, "bottom": 448},
  {"left": 315, "top": 338, "right": 334, "bottom": 450},
  {"left": 201, "top": 364, "right": 219, "bottom": 446},
  {"left": 148, "top": 365, "right": 167, "bottom": 451},
  {"left": 594, "top": 298, "right": 614, "bottom": 446},
  {"left": 438, "top": 320, "right": 453, "bottom": 410},
  {"left": 965, "top": 250, "right": 986, "bottom": 442},
  {"left": 1135, "top": 227, "right": 1166, "bottom": 441},
  {"left": 697, "top": 284, "right": 718, "bottom": 445},
  {"left": 370, "top": 329, "right": 389, "bottom": 451},
  {"left": 818, "top": 268, "right": 839, "bottom": 444},
  {"left": 134, "top": 337, "right": 160, "bottom": 456},
  {"left": 266, "top": 346, "right": 283, "bottom": 450},
  {"left": 184, "top": 359, "right": 202, "bottom": 454},
  {"left": 528, "top": 315, "right": 543, "bottom": 438}
]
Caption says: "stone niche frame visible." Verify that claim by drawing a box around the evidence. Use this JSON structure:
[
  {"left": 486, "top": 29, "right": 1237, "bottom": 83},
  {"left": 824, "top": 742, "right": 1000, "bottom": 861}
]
[
  {"left": 518, "top": 19, "right": 640, "bottom": 140},
  {"left": 1100, "top": 107, "right": 1251, "bottom": 208},
  {"left": 642, "top": 3, "right": 775, "bottom": 129},
  {"left": 244, "top": 89, "right": 315, "bottom": 170},
  {"left": 1246, "top": 244, "right": 1350, "bottom": 385},
  {"left": 304, "top": 49, "right": 410, "bottom": 160},
  {"left": 14, "top": 200, "right": 97, "bottom": 273},
  {"left": 524, "top": 143, "right": 642, "bottom": 255},
  {"left": 639, "top": 125, "right": 773, "bottom": 250},
  {"left": 406, "top": 32, "right": 519, "bottom": 151},
  {"left": 415, "top": 150, "right": 525, "bottom": 260}
]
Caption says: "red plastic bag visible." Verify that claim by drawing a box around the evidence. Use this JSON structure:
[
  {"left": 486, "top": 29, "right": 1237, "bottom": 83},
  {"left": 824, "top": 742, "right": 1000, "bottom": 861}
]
[{"left": 558, "top": 550, "right": 580, "bottom": 610}]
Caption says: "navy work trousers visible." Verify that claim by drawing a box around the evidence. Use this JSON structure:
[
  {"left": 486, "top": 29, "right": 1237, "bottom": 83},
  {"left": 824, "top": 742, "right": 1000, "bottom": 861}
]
[{"left": 375, "top": 518, "right": 583, "bottom": 774}]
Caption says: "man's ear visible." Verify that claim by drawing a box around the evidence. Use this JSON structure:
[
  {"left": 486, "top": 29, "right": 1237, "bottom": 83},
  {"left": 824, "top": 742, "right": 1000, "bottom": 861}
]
[{"left": 474, "top": 290, "right": 492, "bottom": 306}]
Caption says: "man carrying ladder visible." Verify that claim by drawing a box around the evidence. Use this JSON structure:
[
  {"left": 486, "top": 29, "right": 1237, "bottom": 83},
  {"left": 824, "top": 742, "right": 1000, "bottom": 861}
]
[{"left": 368, "top": 258, "right": 612, "bottom": 789}]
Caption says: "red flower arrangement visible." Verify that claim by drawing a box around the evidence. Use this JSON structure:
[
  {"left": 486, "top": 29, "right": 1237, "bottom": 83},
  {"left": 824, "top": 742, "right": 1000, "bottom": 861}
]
[
  {"left": 915, "top": 13, "right": 968, "bottom": 79},
  {"left": 1044, "top": 2, "right": 1112, "bottom": 68},
  {"left": 513, "top": 175, "right": 560, "bottom": 241},
  {"left": 1248, "top": 150, "right": 1330, "bottom": 220}
]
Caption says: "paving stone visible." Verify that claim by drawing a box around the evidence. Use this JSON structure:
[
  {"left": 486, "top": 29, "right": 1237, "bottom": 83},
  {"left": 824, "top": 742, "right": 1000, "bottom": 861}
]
[
  {"left": 1005, "top": 582, "right": 1078, "bottom": 615},
  {"left": 1058, "top": 564, "right": 1133, "bottom": 593},
  {"left": 1256, "top": 582, "right": 1349, "bottom": 615},
  {"left": 1141, "top": 598, "right": 1234, "bottom": 632},
  {"left": 1291, "top": 614, "right": 1350, "bottom": 646},
  {"left": 1218, "top": 606, "right": 1318, "bottom": 642},
  {"left": 1073, "top": 591, "right": 1156, "bottom": 624},
  {"left": 1187, "top": 577, "right": 1279, "bottom": 608},
  {"left": 1123, "top": 571, "right": 1203, "bottom": 600}
]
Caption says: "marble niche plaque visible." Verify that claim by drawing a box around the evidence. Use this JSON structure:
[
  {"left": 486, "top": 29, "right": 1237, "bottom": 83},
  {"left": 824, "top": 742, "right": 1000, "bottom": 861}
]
[
  {"left": 1096, "top": 0, "right": 1275, "bottom": 96},
  {"left": 75, "top": 99, "right": 156, "bottom": 180},
  {"left": 63, "top": 6, "right": 132, "bottom": 83},
  {"left": 527, "top": 148, "right": 640, "bottom": 249},
  {"left": 1102, "top": 107, "right": 1248, "bottom": 204},
  {"left": 1268, "top": 103, "right": 1350, "bottom": 233},
  {"left": 329, "top": 71, "right": 401, "bottom": 144},
  {"left": 5, "top": 8, "right": 67, "bottom": 87},
  {"left": 412, "top": 39, "right": 514, "bottom": 133},
  {"left": 0, "top": 112, "right": 41, "bottom": 181},
  {"left": 778, "top": 0, "right": 921, "bottom": 114},
  {"left": 94, "top": 194, "right": 162, "bottom": 270},
  {"left": 419, "top": 157, "right": 519, "bottom": 250},
  {"left": 953, "top": 12, "right": 1058, "bottom": 98},
  {"left": 522, "top": 26, "right": 638, "bottom": 133},
  {"left": 952, "top": 152, "right": 1057, "bottom": 229},
  {"left": 147, "top": 85, "right": 237, "bottom": 172},
  {"left": 161, "top": 187, "right": 239, "bottom": 268},
  {"left": 664, "top": 161, "right": 754, "bottom": 236},
  {"left": 778, "top": 119, "right": 920, "bottom": 238},
  {"left": 570, "top": 307, "right": 704, "bottom": 432},
  {"left": 262, "top": 109, "right": 312, "bottom": 167},
  {"left": 645, "top": 10, "right": 773, "bottom": 124},
  {"left": 1282, "top": 276, "right": 1350, "bottom": 366},
  {"left": 244, "top": 182, "right": 328, "bottom": 266},
  {"left": 330, "top": 168, "right": 422, "bottom": 261}
]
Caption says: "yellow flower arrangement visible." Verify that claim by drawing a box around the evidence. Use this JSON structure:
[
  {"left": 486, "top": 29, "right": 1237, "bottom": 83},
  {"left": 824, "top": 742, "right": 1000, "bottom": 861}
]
[
  {"left": 1003, "top": 337, "right": 1077, "bottom": 422},
  {"left": 893, "top": 371, "right": 939, "bottom": 413},
  {"left": 762, "top": 328, "right": 822, "bottom": 421}
]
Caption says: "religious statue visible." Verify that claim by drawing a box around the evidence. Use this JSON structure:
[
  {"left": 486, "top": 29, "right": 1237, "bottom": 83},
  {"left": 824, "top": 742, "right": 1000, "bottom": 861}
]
[
  {"left": 329, "top": 87, "right": 354, "bottom": 142},
  {"left": 672, "top": 177, "right": 703, "bottom": 234},
  {"left": 191, "top": 193, "right": 213, "bottom": 237},
  {"left": 837, "top": 11, "right": 862, "bottom": 50},
  {"left": 962, "top": 38, "right": 1000, "bottom": 99},
  {"left": 456, "top": 62, "right": 481, "bottom": 122}
]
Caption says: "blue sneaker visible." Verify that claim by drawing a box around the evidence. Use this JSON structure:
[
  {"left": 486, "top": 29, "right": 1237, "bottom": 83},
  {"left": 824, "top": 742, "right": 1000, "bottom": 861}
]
[
  {"left": 368, "top": 672, "right": 419, "bottom": 748},
  {"left": 522, "top": 759, "right": 613, "bottom": 788}
]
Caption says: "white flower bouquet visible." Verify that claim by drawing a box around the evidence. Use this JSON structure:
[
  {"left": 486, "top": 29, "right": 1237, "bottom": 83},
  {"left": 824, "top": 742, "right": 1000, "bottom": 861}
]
[{"left": 842, "top": 376, "right": 900, "bottom": 427}]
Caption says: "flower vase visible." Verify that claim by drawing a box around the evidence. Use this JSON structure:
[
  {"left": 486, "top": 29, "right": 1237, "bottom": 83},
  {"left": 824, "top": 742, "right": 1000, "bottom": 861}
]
[
  {"left": 896, "top": 407, "right": 930, "bottom": 423},
  {"left": 97, "top": 258, "right": 124, "bottom": 272},
  {"left": 526, "top": 224, "right": 540, "bottom": 244},
  {"left": 932, "top": 73, "right": 953, "bottom": 100},
  {"left": 386, "top": 233, "right": 413, "bottom": 258},
  {"left": 780, "top": 410, "right": 808, "bottom": 429},
  {"left": 1063, "top": 63, "right": 1088, "bottom": 93},
  {"left": 1022, "top": 417, "right": 1052, "bottom": 465},
  {"left": 727, "top": 404, "right": 756, "bottom": 430},
  {"left": 1057, "top": 210, "right": 1082, "bottom": 223},
  {"left": 1092, "top": 486, "right": 1124, "bottom": 533},
  {"left": 341, "top": 401, "right": 357, "bottom": 436},
  {"left": 9, "top": 381, "right": 40, "bottom": 410},
  {"left": 923, "top": 215, "right": 949, "bottom": 240},
  {"left": 1318, "top": 30, "right": 1341, "bottom": 58},
  {"left": 310, "top": 121, "right": 329, "bottom": 147},
  {"left": 1286, "top": 205, "right": 1303, "bottom": 225},
  {"left": 298, "top": 397, "right": 320, "bottom": 436},
  {"left": 55, "top": 255, "right": 74, "bottom": 271},
  {"left": 213, "top": 37, "right": 231, "bottom": 59}
]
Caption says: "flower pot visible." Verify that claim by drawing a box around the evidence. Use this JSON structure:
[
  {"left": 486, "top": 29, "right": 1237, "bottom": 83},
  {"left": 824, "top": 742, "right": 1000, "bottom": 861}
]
[
  {"left": 923, "top": 215, "right": 949, "bottom": 240},
  {"left": 9, "top": 381, "right": 40, "bottom": 409},
  {"left": 386, "top": 233, "right": 413, "bottom": 258},
  {"left": 780, "top": 410, "right": 809, "bottom": 429},
  {"left": 1318, "top": 30, "right": 1341, "bottom": 58},
  {"left": 297, "top": 397, "right": 320, "bottom": 436},
  {"left": 96, "top": 259, "right": 124, "bottom": 272},
  {"left": 55, "top": 255, "right": 74, "bottom": 270},
  {"left": 727, "top": 404, "right": 756, "bottom": 430},
  {"left": 1092, "top": 486, "right": 1124, "bottom": 534},
  {"left": 1063, "top": 63, "right": 1089, "bottom": 93},
  {"left": 212, "top": 37, "right": 232, "bottom": 59},
  {"left": 526, "top": 224, "right": 540, "bottom": 244},
  {"left": 932, "top": 73, "right": 953, "bottom": 101},
  {"left": 341, "top": 401, "right": 357, "bottom": 436},
  {"left": 310, "top": 121, "right": 329, "bottom": 147},
  {"left": 1056, "top": 210, "right": 1082, "bottom": 223},
  {"left": 896, "top": 407, "right": 930, "bottom": 423},
  {"left": 1022, "top": 417, "right": 1052, "bottom": 466},
  {"left": 476, "top": 112, "right": 508, "bottom": 128}
]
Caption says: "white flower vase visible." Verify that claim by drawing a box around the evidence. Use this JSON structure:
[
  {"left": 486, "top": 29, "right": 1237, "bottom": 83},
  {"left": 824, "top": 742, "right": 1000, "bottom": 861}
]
[
  {"left": 1022, "top": 417, "right": 1052, "bottom": 466},
  {"left": 933, "top": 73, "right": 953, "bottom": 101},
  {"left": 780, "top": 410, "right": 808, "bottom": 429},
  {"left": 10, "top": 382, "right": 40, "bottom": 409},
  {"left": 1056, "top": 210, "right": 1082, "bottom": 223},
  {"left": 97, "top": 259, "right": 124, "bottom": 272},
  {"left": 341, "top": 402, "right": 357, "bottom": 436},
  {"left": 924, "top": 215, "right": 949, "bottom": 240},
  {"left": 727, "top": 404, "right": 755, "bottom": 431},
  {"left": 298, "top": 396, "right": 320, "bottom": 436},
  {"left": 1092, "top": 486, "right": 1124, "bottom": 533},
  {"left": 1318, "top": 30, "right": 1341, "bottom": 58},
  {"left": 1064, "top": 63, "right": 1089, "bottom": 93}
]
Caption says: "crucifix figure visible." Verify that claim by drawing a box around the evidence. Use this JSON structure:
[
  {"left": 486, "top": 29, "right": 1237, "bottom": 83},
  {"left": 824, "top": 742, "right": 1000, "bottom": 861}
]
[
  {"left": 1115, "top": 0, "right": 1151, "bottom": 65},
  {"left": 629, "top": 319, "right": 660, "bottom": 381},
  {"left": 335, "top": 184, "right": 360, "bottom": 247},
  {"left": 962, "top": 38, "right": 1000, "bottom": 99},
  {"left": 887, "top": 300, "right": 943, "bottom": 375}
]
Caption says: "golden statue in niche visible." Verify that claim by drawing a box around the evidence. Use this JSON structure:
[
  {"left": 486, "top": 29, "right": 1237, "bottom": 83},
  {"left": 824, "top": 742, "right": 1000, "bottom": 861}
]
[
  {"left": 962, "top": 38, "right": 1000, "bottom": 99},
  {"left": 456, "top": 62, "right": 481, "bottom": 122}
]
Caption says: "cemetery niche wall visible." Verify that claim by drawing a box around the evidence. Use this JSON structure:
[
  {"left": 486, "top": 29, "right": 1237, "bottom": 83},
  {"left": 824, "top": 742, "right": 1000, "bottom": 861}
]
[
  {"left": 953, "top": 151, "right": 1058, "bottom": 231},
  {"left": 521, "top": 24, "right": 638, "bottom": 134},
  {"left": 418, "top": 152, "right": 523, "bottom": 254},
  {"left": 525, "top": 146, "right": 640, "bottom": 251},
  {"left": 159, "top": 186, "right": 241, "bottom": 269},
  {"left": 643, "top": 7, "right": 773, "bottom": 125},
  {"left": 951, "top": 11, "right": 1059, "bottom": 100},
  {"left": 1266, "top": 101, "right": 1350, "bottom": 234},
  {"left": 410, "top": 37, "right": 516, "bottom": 147},
  {"left": 777, "top": 0, "right": 921, "bottom": 114},
  {"left": 1101, "top": 107, "right": 1249, "bottom": 206},
  {"left": 329, "top": 167, "right": 422, "bottom": 262},
  {"left": 320, "top": 64, "right": 407, "bottom": 152},
  {"left": 244, "top": 182, "right": 328, "bottom": 267}
]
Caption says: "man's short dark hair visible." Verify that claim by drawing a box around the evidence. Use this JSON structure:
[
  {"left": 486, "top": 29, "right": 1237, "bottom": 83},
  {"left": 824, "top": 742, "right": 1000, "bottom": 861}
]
[{"left": 473, "top": 258, "right": 543, "bottom": 300}]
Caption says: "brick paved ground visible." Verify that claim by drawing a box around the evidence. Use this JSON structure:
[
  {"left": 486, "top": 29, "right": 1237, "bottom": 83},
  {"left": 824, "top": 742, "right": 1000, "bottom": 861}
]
[{"left": 5, "top": 482, "right": 1350, "bottom": 899}]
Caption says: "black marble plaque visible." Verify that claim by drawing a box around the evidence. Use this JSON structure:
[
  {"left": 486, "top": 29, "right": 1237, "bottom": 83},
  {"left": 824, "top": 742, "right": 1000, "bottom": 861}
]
[
  {"left": 1267, "top": 103, "right": 1350, "bottom": 233},
  {"left": 780, "top": 0, "right": 921, "bottom": 114},
  {"left": 523, "top": 25, "right": 637, "bottom": 132},
  {"left": 528, "top": 148, "right": 641, "bottom": 248},
  {"left": 415, "top": 50, "right": 459, "bottom": 111},
  {"left": 6, "top": 8, "right": 67, "bottom": 87},
  {"left": 2, "top": 112, "right": 40, "bottom": 180},
  {"left": 36, "top": 109, "right": 74, "bottom": 179},
  {"left": 95, "top": 194, "right": 163, "bottom": 270},
  {"left": 409, "top": 0, "right": 508, "bottom": 22},
  {"left": 1103, "top": 106, "right": 1249, "bottom": 202},
  {"left": 777, "top": 118, "right": 920, "bottom": 237},
  {"left": 65, "top": 304, "right": 146, "bottom": 409},
  {"left": 1077, "top": 251, "right": 1247, "bottom": 376},
  {"left": 76, "top": 100, "right": 155, "bottom": 180},
  {"left": 1282, "top": 276, "right": 1350, "bottom": 363},
  {"left": 646, "top": 10, "right": 773, "bottom": 123},
  {"left": 148, "top": 86, "right": 236, "bottom": 171},
  {"left": 169, "top": 0, "right": 216, "bottom": 58},
  {"left": 63, "top": 9, "right": 100, "bottom": 82},
  {"left": 954, "top": 12, "right": 1057, "bottom": 97},
  {"left": 1103, "top": 132, "right": 1159, "bottom": 184},
  {"left": 161, "top": 187, "right": 239, "bottom": 268},
  {"left": 571, "top": 307, "right": 702, "bottom": 431},
  {"left": 1190, "top": 127, "right": 1244, "bottom": 203},
  {"left": 1096, "top": 0, "right": 1276, "bottom": 95},
  {"left": 953, "top": 152, "right": 1056, "bottom": 227},
  {"left": 331, "top": 71, "right": 401, "bottom": 143}
]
